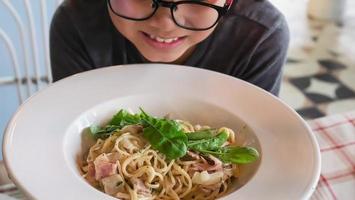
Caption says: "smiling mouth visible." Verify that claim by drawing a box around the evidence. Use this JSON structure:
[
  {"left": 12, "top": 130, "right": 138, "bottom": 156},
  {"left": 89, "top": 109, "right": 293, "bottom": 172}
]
[{"left": 142, "top": 32, "right": 186, "bottom": 44}]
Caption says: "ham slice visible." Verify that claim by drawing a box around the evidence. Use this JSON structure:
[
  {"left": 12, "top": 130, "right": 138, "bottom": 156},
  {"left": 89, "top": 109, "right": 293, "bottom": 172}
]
[
  {"left": 131, "top": 178, "right": 152, "bottom": 197},
  {"left": 94, "top": 153, "right": 117, "bottom": 180}
]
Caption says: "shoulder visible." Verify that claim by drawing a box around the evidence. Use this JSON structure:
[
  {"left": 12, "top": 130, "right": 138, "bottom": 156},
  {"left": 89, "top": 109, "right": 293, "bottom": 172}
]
[
  {"left": 197, "top": 1, "right": 289, "bottom": 80},
  {"left": 51, "top": 0, "right": 110, "bottom": 33},
  {"left": 50, "top": 0, "right": 117, "bottom": 68},
  {"left": 226, "top": 0, "right": 288, "bottom": 31},
  {"left": 54, "top": 0, "right": 106, "bottom": 17},
  {"left": 212, "top": 0, "right": 289, "bottom": 50}
]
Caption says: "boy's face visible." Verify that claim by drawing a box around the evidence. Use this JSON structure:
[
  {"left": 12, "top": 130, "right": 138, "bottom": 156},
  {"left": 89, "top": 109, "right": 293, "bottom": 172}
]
[{"left": 108, "top": 0, "right": 226, "bottom": 63}]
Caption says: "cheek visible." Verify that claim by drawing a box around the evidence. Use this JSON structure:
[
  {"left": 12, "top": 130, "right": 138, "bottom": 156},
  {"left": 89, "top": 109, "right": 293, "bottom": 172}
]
[
  {"left": 209, "top": 0, "right": 226, "bottom": 6},
  {"left": 109, "top": 10, "right": 137, "bottom": 38}
]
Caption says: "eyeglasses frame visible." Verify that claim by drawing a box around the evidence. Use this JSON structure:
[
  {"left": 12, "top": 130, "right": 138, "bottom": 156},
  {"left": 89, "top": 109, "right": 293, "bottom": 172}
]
[{"left": 107, "top": 0, "right": 237, "bottom": 31}]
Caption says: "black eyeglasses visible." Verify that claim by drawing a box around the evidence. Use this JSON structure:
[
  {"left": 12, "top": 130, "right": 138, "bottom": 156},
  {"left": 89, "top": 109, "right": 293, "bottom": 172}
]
[{"left": 107, "top": 0, "right": 235, "bottom": 31}]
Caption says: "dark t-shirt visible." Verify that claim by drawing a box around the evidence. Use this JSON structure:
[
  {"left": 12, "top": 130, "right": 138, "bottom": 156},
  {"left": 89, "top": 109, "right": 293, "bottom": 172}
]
[{"left": 50, "top": 0, "right": 289, "bottom": 95}]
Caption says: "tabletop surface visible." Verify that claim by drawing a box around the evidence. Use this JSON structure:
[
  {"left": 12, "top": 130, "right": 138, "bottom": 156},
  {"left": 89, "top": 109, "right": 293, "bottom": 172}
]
[
  {"left": 0, "top": 110, "right": 354, "bottom": 200},
  {"left": 307, "top": 110, "right": 355, "bottom": 200}
]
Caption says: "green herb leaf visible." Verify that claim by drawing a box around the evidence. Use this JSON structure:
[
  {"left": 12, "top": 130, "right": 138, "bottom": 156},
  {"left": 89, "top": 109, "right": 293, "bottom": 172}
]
[
  {"left": 109, "top": 109, "right": 141, "bottom": 127},
  {"left": 90, "top": 108, "right": 259, "bottom": 165},
  {"left": 219, "top": 146, "right": 259, "bottom": 164},
  {"left": 89, "top": 125, "right": 102, "bottom": 135},
  {"left": 187, "top": 129, "right": 217, "bottom": 140},
  {"left": 89, "top": 124, "right": 120, "bottom": 139},
  {"left": 188, "top": 130, "right": 228, "bottom": 151},
  {"left": 140, "top": 108, "right": 187, "bottom": 160}
]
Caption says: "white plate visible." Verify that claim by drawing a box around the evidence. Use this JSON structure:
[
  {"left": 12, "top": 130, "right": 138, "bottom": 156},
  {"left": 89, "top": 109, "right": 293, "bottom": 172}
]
[{"left": 3, "top": 64, "right": 321, "bottom": 200}]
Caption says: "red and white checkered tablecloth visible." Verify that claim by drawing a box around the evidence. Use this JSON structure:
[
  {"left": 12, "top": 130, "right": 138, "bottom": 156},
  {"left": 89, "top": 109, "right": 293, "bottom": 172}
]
[
  {"left": 309, "top": 110, "right": 355, "bottom": 200},
  {"left": 1, "top": 111, "right": 354, "bottom": 200}
]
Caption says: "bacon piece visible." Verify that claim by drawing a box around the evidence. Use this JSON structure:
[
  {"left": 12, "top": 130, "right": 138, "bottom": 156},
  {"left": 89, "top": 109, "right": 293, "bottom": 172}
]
[
  {"left": 94, "top": 154, "right": 117, "bottom": 180},
  {"left": 131, "top": 178, "right": 151, "bottom": 197},
  {"left": 205, "top": 155, "right": 223, "bottom": 171},
  {"left": 190, "top": 154, "right": 223, "bottom": 172}
]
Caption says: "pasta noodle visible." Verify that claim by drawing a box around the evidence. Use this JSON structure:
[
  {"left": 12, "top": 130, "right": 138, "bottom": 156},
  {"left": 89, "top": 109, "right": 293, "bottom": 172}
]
[{"left": 81, "top": 122, "right": 241, "bottom": 200}]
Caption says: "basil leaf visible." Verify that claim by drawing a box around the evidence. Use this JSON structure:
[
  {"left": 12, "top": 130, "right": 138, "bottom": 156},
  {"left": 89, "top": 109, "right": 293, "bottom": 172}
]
[
  {"left": 89, "top": 125, "right": 102, "bottom": 135},
  {"left": 219, "top": 146, "right": 259, "bottom": 164},
  {"left": 109, "top": 109, "right": 141, "bottom": 127},
  {"left": 188, "top": 130, "right": 228, "bottom": 151},
  {"left": 140, "top": 109, "right": 187, "bottom": 160},
  {"left": 187, "top": 129, "right": 217, "bottom": 140},
  {"left": 89, "top": 124, "right": 120, "bottom": 139},
  {"left": 90, "top": 108, "right": 259, "bottom": 165}
]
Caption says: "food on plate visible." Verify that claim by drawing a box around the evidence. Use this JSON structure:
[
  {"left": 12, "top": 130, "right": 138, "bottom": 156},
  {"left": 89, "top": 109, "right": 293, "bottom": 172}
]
[{"left": 80, "top": 108, "right": 259, "bottom": 200}]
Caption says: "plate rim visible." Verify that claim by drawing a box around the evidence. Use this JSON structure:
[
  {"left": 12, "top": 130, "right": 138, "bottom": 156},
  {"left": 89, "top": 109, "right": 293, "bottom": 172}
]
[{"left": 2, "top": 64, "right": 321, "bottom": 199}]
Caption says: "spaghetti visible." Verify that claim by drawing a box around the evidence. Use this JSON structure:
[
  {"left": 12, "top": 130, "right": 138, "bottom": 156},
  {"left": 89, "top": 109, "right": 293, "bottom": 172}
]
[{"left": 81, "top": 122, "right": 240, "bottom": 200}]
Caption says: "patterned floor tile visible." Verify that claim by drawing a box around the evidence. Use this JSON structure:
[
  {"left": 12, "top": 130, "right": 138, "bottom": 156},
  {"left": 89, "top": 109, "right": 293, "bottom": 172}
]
[
  {"left": 318, "top": 59, "right": 347, "bottom": 71},
  {"left": 283, "top": 60, "right": 322, "bottom": 78},
  {"left": 338, "top": 68, "right": 355, "bottom": 91},
  {"left": 287, "top": 41, "right": 316, "bottom": 60},
  {"left": 272, "top": 0, "right": 355, "bottom": 119},
  {"left": 290, "top": 74, "right": 355, "bottom": 104},
  {"left": 279, "top": 81, "right": 310, "bottom": 110},
  {"left": 296, "top": 107, "right": 325, "bottom": 119},
  {"left": 319, "top": 98, "right": 355, "bottom": 115}
]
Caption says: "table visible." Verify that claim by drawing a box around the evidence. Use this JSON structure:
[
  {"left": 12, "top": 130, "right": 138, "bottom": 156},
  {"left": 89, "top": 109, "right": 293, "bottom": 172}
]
[
  {"left": 309, "top": 110, "right": 354, "bottom": 200},
  {"left": 0, "top": 111, "right": 354, "bottom": 200}
]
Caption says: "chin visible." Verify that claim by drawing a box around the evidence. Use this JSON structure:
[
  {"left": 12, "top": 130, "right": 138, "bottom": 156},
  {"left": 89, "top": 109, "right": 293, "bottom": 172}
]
[{"left": 143, "top": 53, "right": 182, "bottom": 63}]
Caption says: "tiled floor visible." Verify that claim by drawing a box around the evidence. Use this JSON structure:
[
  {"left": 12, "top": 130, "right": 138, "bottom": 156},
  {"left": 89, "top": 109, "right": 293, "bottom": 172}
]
[{"left": 272, "top": 0, "right": 355, "bottom": 119}]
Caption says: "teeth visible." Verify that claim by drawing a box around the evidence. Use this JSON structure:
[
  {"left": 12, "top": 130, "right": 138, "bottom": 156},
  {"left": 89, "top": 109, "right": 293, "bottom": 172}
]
[
  {"left": 156, "top": 37, "right": 165, "bottom": 43},
  {"left": 148, "top": 34, "right": 179, "bottom": 43},
  {"left": 164, "top": 38, "right": 174, "bottom": 43}
]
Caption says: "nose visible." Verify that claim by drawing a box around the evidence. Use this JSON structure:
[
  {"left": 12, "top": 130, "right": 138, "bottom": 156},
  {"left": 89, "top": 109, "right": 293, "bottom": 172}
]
[{"left": 146, "top": 7, "right": 177, "bottom": 31}]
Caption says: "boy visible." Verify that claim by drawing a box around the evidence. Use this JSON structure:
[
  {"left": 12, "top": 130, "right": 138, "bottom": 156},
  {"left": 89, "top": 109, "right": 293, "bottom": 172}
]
[{"left": 50, "top": 0, "right": 289, "bottom": 95}]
